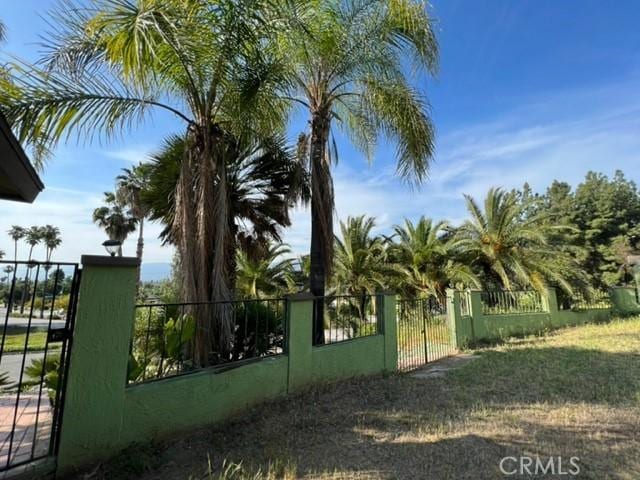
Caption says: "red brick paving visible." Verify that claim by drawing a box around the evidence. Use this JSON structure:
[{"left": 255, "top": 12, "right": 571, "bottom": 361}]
[{"left": 0, "top": 392, "right": 51, "bottom": 469}]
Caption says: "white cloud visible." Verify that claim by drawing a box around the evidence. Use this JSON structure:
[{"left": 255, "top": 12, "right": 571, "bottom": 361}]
[
  {"left": 283, "top": 78, "right": 640, "bottom": 256},
  {"left": 2, "top": 78, "right": 640, "bottom": 267},
  {"left": 103, "top": 145, "right": 155, "bottom": 164}
]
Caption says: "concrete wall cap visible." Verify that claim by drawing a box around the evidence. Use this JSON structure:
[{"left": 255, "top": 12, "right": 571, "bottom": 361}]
[{"left": 81, "top": 255, "right": 140, "bottom": 267}]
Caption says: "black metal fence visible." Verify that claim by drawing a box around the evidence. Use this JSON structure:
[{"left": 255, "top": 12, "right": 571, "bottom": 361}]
[
  {"left": 480, "top": 290, "right": 545, "bottom": 315},
  {"left": 312, "top": 294, "right": 380, "bottom": 346},
  {"left": 557, "top": 290, "right": 611, "bottom": 311},
  {"left": 0, "top": 260, "right": 80, "bottom": 472},
  {"left": 128, "top": 298, "right": 287, "bottom": 384},
  {"left": 396, "top": 296, "right": 455, "bottom": 371}
]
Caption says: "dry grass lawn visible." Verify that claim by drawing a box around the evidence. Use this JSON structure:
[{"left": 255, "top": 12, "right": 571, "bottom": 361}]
[{"left": 84, "top": 317, "right": 640, "bottom": 480}]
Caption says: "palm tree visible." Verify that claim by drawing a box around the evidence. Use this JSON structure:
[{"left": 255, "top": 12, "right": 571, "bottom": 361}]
[
  {"left": 116, "top": 163, "right": 151, "bottom": 286},
  {"left": 390, "top": 217, "right": 479, "bottom": 300},
  {"left": 39, "top": 225, "right": 62, "bottom": 317},
  {"left": 19, "top": 226, "right": 43, "bottom": 312},
  {"left": 0, "top": 0, "right": 294, "bottom": 365},
  {"left": 41, "top": 225, "right": 62, "bottom": 264},
  {"left": 0, "top": 249, "right": 4, "bottom": 260},
  {"left": 140, "top": 135, "right": 307, "bottom": 292},
  {"left": 93, "top": 193, "right": 137, "bottom": 257},
  {"left": 333, "top": 216, "right": 390, "bottom": 296},
  {"left": 456, "top": 188, "right": 584, "bottom": 294},
  {"left": 236, "top": 244, "right": 294, "bottom": 299},
  {"left": 285, "top": 0, "right": 438, "bottom": 342},
  {"left": 7, "top": 226, "right": 25, "bottom": 262},
  {"left": 333, "top": 215, "right": 393, "bottom": 332},
  {"left": 3, "top": 266, "right": 12, "bottom": 281}
]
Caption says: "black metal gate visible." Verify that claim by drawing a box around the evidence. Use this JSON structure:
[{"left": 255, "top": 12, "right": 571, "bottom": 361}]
[
  {"left": 0, "top": 260, "right": 80, "bottom": 472},
  {"left": 397, "top": 296, "right": 456, "bottom": 371}
]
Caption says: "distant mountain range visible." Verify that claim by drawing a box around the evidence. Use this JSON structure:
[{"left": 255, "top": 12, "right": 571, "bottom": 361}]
[{"left": 141, "top": 263, "right": 172, "bottom": 282}]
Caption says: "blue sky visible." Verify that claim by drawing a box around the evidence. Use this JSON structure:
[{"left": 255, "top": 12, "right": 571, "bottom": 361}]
[{"left": 1, "top": 0, "right": 640, "bottom": 274}]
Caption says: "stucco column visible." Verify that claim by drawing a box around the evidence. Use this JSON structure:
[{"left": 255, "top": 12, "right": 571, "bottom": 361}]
[
  {"left": 446, "top": 289, "right": 461, "bottom": 349},
  {"left": 378, "top": 292, "right": 398, "bottom": 373},
  {"left": 57, "top": 255, "right": 138, "bottom": 475},
  {"left": 285, "top": 293, "right": 314, "bottom": 392}
]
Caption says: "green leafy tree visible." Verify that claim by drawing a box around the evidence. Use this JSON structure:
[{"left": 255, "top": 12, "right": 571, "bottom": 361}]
[
  {"left": 41, "top": 225, "right": 62, "bottom": 263},
  {"left": 333, "top": 216, "right": 391, "bottom": 297},
  {"left": 0, "top": 0, "right": 294, "bottom": 365},
  {"left": 236, "top": 244, "right": 293, "bottom": 298},
  {"left": 456, "top": 188, "right": 584, "bottom": 294},
  {"left": 285, "top": 0, "right": 439, "bottom": 342},
  {"left": 332, "top": 215, "right": 393, "bottom": 333},
  {"left": 390, "top": 217, "right": 479, "bottom": 300},
  {"left": 39, "top": 225, "right": 63, "bottom": 317},
  {"left": 92, "top": 192, "right": 137, "bottom": 256},
  {"left": 116, "top": 163, "right": 151, "bottom": 285},
  {"left": 140, "top": 134, "right": 307, "bottom": 286},
  {"left": 7, "top": 226, "right": 25, "bottom": 261}
]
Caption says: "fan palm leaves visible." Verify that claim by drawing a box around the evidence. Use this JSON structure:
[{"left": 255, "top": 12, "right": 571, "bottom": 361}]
[
  {"left": 333, "top": 215, "right": 392, "bottom": 296},
  {"left": 7, "top": 226, "right": 26, "bottom": 261},
  {"left": 0, "top": 0, "right": 296, "bottom": 364},
  {"left": 140, "top": 133, "right": 308, "bottom": 266},
  {"left": 236, "top": 244, "right": 294, "bottom": 298},
  {"left": 92, "top": 192, "right": 137, "bottom": 256},
  {"left": 456, "top": 188, "right": 583, "bottom": 294},
  {"left": 41, "top": 225, "right": 62, "bottom": 263},
  {"left": 282, "top": 0, "right": 438, "bottom": 342},
  {"left": 117, "top": 163, "right": 151, "bottom": 285},
  {"left": 391, "top": 217, "right": 479, "bottom": 299}
]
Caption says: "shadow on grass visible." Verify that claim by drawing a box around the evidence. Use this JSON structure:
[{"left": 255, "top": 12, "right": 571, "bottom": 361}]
[{"left": 74, "top": 343, "right": 640, "bottom": 479}]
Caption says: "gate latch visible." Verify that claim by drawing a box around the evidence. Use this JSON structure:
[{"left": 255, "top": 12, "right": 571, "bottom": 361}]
[{"left": 47, "top": 328, "right": 70, "bottom": 343}]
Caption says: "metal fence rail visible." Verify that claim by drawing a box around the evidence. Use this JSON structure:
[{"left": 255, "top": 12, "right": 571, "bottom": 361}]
[
  {"left": 396, "top": 296, "right": 455, "bottom": 371},
  {"left": 558, "top": 290, "right": 611, "bottom": 311},
  {"left": 480, "top": 290, "right": 545, "bottom": 315},
  {"left": 0, "top": 260, "right": 80, "bottom": 472},
  {"left": 128, "top": 298, "right": 286, "bottom": 385},
  {"left": 313, "top": 294, "right": 379, "bottom": 346}
]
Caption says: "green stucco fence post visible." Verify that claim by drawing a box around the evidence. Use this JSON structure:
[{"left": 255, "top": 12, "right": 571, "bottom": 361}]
[
  {"left": 378, "top": 292, "right": 398, "bottom": 372},
  {"left": 57, "top": 255, "right": 139, "bottom": 475},
  {"left": 445, "top": 289, "right": 461, "bottom": 349},
  {"left": 609, "top": 286, "right": 640, "bottom": 315},
  {"left": 467, "top": 290, "right": 483, "bottom": 341},
  {"left": 286, "top": 293, "right": 314, "bottom": 392}
]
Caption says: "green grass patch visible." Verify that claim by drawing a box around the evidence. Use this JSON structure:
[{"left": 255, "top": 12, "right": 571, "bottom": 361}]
[
  {"left": 0, "top": 327, "right": 60, "bottom": 353},
  {"left": 73, "top": 316, "right": 640, "bottom": 480}
]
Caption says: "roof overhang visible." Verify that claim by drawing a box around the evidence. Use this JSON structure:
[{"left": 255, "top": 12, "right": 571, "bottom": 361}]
[{"left": 0, "top": 112, "right": 44, "bottom": 203}]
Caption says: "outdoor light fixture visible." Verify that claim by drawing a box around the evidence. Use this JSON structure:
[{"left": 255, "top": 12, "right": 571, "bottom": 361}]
[{"left": 102, "top": 239, "right": 122, "bottom": 257}]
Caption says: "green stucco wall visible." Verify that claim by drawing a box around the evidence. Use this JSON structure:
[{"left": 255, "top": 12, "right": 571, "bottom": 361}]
[
  {"left": 312, "top": 335, "right": 386, "bottom": 382},
  {"left": 450, "top": 287, "right": 639, "bottom": 346},
  {"left": 56, "top": 262, "right": 396, "bottom": 475},
  {"left": 121, "top": 356, "right": 289, "bottom": 446}
]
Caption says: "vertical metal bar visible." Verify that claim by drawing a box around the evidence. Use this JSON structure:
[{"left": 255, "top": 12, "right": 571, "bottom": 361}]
[
  {"left": 141, "top": 306, "right": 152, "bottom": 382},
  {"left": 6, "top": 263, "right": 41, "bottom": 467},
  {"left": 0, "top": 264, "right": 18, "bottom": 366},
  {"left": 50, "top": 266, "right": 81, "bottom": 456},
  {"left": 157, "top": 306, "right": 166, "bottom": 379},
  {"left": 31, "top": 264, "right": 62, "bottom": 458}
]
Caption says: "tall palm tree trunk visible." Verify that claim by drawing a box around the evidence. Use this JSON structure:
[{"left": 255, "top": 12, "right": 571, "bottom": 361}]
[
  {"left": 175, "top": 128, "right": 234, "bottom": 366},
  {"left": 20, "top": 246, "right": 35, "bottom": 314},
  {"left": 209, "top": 144, "right": 234, "bottom": 358},
  {"left": 309, "top": 110, "right": 333, "bottom": 345}
]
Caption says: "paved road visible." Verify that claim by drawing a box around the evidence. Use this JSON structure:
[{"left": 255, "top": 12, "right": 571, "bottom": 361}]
[
  {"left": 0, "top": 308, "right": 65, "bottom": 329},
  {"left": 0, "top": 352, "right": 46, "bottom": 384}
]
